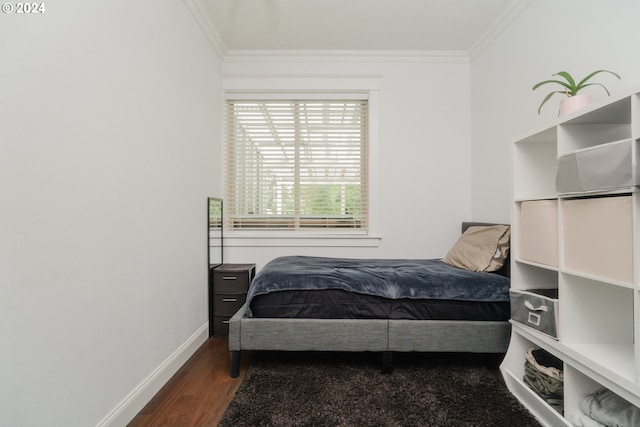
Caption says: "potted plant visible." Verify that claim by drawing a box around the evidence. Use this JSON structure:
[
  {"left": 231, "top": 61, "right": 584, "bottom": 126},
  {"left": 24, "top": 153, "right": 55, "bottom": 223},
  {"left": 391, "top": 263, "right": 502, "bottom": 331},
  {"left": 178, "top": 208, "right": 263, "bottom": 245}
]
[{"left": 533, "top": 70, "right": 621, "bottom": 116}]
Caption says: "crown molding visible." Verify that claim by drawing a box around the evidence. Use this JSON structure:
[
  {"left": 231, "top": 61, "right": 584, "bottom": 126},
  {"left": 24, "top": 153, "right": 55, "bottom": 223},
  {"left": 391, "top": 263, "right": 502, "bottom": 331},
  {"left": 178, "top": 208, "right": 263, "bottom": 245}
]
[
  {"left": 223, "top": 49, "right": 470, "bottom": 64},
  {"left": 468, "top": 0, "right": 534, "bottom": 61},
  {"left": 182, "top": 0, "right": 227, "bottom": 59},
  {"left": 222, "top": 74, "right": 383, "bottom": 93}
]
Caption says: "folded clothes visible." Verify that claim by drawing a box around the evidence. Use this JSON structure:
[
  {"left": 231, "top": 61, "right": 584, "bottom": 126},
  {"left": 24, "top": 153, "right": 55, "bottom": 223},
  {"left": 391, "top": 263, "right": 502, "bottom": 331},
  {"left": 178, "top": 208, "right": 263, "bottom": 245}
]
[
  {"left": 524, "top": 360, "right": 563, "bottom": 401},
  {"left": 524, "top": 348, "right": 563, "bottom": 410},
  {"left": 526, "top": 348, "right": 564, "bottom": 381},
  {"left": 580, "top": 388, "right": 640, "bottom": 427},
  {"left": 532, "top": 347, "right": 563, "bottom": 371},
  {"left": 570, "top": 411, "right": 605, "bottom": 427}
]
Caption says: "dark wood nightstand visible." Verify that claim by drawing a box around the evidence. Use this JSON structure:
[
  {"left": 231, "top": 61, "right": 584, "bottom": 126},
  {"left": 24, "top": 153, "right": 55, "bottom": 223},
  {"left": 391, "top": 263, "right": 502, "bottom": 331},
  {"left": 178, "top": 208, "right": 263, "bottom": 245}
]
[{"left": 209, "top": 263, "right": 256, "bottom": 337}]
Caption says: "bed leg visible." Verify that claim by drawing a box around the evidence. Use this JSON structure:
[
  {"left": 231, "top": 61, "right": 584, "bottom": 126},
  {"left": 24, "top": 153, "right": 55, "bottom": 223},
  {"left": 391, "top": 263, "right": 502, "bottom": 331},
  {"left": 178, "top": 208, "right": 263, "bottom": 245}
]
[
  {"left": 230, "top": 351, "right": 240, "bottom": 378},
  {"left": 381, "top": 351, "right": 393, "bottom": 374}
]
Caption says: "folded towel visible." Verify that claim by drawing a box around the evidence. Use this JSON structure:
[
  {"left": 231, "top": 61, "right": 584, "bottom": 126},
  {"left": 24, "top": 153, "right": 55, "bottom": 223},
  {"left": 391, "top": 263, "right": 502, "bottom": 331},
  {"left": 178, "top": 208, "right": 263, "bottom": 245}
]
[
  {"left": 570, "top": 411, "right": 606, "bottom": 427},
  {"left": 580, "top": 388, "right": 640, "bottom": 427}
]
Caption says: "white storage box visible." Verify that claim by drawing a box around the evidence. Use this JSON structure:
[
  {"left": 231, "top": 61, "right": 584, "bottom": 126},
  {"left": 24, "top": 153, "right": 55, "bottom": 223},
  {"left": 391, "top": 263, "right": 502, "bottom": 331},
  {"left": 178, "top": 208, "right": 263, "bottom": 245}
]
[
  {"left": 519, "top": 200, "right": 558, "bottom": 267},
  {"left": 556, "top": 139, "right": 638, "bottom": 194},
  {"left": 562, "top": 196, "right": 633, "bottom": 284},
  {"left": 510, "top": 288, "right": 559, "bottom": 338}
]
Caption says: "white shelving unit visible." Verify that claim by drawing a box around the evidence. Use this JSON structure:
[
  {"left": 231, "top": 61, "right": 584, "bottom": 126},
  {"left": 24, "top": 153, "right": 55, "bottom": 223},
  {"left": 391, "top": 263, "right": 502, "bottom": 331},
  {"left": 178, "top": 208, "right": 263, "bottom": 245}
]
[{"left": 501, "top": 88, "right": 640, "bottom": 426}]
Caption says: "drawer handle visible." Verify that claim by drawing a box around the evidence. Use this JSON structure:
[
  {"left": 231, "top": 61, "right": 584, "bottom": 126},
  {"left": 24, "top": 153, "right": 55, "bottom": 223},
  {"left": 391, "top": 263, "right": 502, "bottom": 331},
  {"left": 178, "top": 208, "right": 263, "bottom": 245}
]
[
  {"left": 524, "top": 300, "right": 548, "bottom": 312},
  {"left": 223, "top": 320, "right": 230, "bottom": 324},
  {"left": 222, "top": 298, "right": 238, "bottom": 302},
  {"left": 222, "top": 276, "right": 238, "bottom": 280}
]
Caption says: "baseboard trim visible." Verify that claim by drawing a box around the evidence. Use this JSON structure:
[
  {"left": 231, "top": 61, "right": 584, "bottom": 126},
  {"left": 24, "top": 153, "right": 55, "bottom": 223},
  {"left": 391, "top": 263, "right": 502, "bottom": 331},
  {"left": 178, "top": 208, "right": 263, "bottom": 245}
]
[{"left": 96, "top": 323, "right": 209, "bottom": 427}]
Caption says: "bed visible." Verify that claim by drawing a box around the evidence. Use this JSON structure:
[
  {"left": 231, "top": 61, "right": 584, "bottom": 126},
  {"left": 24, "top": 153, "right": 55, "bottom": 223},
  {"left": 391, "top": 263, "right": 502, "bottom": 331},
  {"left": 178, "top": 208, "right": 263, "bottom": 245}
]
[{"left": 228, "top": 222, "right": 511, "bottom": 377}]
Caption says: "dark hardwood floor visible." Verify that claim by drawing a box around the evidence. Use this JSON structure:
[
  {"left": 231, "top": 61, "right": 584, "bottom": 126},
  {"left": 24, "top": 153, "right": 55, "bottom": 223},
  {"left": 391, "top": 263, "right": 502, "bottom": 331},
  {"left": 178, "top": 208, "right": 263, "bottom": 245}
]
[
  {"left": 128, "top": 337, "right": 506, "bottom": 426},
  {"left": 128, "top": 337, "right": 251, "bottom": 427}
]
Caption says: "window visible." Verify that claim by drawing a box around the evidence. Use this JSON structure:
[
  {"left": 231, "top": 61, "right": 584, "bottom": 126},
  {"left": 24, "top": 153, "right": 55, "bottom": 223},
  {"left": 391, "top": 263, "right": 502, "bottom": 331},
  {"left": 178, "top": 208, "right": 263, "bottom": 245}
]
[{"left": 225, "top": 99, "right": 368, "bottom": 232}]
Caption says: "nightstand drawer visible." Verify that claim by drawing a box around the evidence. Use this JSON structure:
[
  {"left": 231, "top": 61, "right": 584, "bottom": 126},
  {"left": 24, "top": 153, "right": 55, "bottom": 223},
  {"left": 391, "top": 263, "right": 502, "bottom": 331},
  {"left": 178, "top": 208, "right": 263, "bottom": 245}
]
[
  {"left": 213, "top": 314, "right": 232, "bottom": 337},
  {"left": 212, "top": 272, "right": 251, "bottom": 293},
  {"left": 213, "top": 293, "right": 246, "bottom": 316}
]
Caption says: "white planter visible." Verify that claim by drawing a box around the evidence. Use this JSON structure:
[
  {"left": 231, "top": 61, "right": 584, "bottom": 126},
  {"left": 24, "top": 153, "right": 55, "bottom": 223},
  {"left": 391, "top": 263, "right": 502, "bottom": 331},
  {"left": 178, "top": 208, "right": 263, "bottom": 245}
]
[{"left": 559, "top": 94, "right": 591, "bottom": 116}]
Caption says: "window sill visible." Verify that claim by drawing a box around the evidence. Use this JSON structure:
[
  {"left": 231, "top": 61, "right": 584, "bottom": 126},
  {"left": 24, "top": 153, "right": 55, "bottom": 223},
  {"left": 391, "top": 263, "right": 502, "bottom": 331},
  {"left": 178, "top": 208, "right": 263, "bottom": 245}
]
[{"left": 224, "top": 233, "right": 382, "bottom": 248}]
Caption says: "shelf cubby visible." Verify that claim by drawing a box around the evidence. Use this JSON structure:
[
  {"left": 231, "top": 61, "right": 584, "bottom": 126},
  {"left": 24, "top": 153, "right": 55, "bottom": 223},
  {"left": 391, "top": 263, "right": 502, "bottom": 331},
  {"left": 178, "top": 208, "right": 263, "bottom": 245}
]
[
  {"left": 560, "top": 195, "right": 633, "bottom": 285},
  {"left": 563, "top": 365, "right": 610, "bottom": 425},
  {"left": 517, "top": 199, "right": 558, "bottom": 268},
  {"left": 500, "top": 331, "right": 569, "bottom": 427},
  {"left": 511, "top": 260, "right": 558, "bottom": 290},
  {"left": 557, "top": 96, "right": 632, "bottom": 155},
  {"left": 513, "top": 130, "right": 557, "bottom": 201},
  {"left": 560, "top": 273, "right": 634, "bottom": 383}
]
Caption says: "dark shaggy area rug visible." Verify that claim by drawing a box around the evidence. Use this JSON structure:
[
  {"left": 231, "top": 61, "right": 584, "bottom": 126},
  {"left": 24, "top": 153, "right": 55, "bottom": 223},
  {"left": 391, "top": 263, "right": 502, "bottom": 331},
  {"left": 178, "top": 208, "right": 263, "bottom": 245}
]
[{"left": 219, "top": 351, "right": 540, "bottom": 427}]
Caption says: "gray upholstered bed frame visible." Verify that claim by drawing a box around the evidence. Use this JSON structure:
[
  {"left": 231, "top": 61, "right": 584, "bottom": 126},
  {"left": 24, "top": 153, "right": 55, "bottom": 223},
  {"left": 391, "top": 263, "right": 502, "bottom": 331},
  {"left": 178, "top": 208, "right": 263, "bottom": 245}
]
[{"left": 228, "top": 222, "right": 511, "bottom": 377}]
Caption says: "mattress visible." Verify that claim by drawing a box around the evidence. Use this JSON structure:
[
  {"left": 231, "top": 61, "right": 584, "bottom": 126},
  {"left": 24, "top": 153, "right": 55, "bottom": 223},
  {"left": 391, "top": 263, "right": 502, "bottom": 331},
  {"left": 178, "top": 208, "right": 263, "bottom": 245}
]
[{"left": 250, "top": 289, "right": 509, "bottom": 321}]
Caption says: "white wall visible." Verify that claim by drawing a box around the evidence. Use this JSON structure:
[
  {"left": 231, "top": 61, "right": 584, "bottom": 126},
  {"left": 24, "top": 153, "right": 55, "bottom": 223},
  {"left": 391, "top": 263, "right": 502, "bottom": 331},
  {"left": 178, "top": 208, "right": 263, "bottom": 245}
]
[
  {"left": 0, "top": 1, "right": 222, "bottom": 425},
  {"left": 470, "top": 0, "right": 640, "bottom": 221},
  {"left": 222, "top": 58, "right": 474, "bottom": 269}
]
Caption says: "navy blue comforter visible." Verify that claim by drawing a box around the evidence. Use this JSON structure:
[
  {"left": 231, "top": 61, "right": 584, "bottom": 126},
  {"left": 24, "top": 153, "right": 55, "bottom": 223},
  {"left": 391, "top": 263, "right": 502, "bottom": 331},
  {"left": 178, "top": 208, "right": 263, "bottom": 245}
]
[{"left": 245, "top": 256, "right": 509, "bottom": 318}]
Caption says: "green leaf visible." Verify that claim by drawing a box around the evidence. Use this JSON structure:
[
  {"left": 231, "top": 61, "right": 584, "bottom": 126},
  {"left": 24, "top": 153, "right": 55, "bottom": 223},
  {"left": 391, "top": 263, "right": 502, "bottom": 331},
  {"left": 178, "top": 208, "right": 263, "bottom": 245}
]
[
  {"left": 575, "top": 69, "right": 621, "bottom": 91},
  {"left": 553, "top": 71, "right": 577, "bottom": 93},
  {"left": 579, "top": 82, "right": 612, "bottom": 96},
  {"left": 532, "top": 79, "right": 572, "bottom": 92},
  {"left": 537, "top": 90, "right": 565, "bottom": 115}
]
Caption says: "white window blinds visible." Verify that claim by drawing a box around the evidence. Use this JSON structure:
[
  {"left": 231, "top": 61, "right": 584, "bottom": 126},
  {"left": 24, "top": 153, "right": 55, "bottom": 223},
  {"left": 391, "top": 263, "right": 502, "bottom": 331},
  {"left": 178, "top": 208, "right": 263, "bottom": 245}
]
[{"left": 225, "top": 99, "right": 368, "bottom": 231}]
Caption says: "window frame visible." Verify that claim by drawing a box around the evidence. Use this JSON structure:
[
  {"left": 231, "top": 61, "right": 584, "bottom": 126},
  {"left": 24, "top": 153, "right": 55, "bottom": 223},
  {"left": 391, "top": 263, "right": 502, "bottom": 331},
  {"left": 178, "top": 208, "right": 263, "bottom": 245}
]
[{"left": 222, "top": 75, "right": 380, "bottom": 247}]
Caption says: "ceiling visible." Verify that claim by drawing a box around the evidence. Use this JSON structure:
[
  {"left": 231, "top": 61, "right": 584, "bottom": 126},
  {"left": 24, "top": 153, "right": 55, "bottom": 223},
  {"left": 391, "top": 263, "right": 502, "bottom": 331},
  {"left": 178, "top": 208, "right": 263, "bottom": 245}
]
[{"left": 187, "top": 0, "right": 530, "bottom": 57}]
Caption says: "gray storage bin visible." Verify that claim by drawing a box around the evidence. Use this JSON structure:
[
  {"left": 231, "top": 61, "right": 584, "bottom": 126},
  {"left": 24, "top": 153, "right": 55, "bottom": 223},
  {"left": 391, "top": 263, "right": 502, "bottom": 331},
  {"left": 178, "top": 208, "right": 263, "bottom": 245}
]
[
  {"left": 556, "top": 139, "right": 638, "bottom": 194},
  {"left": 510, "top": 288, "right": 559, "bottom": 338}
]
